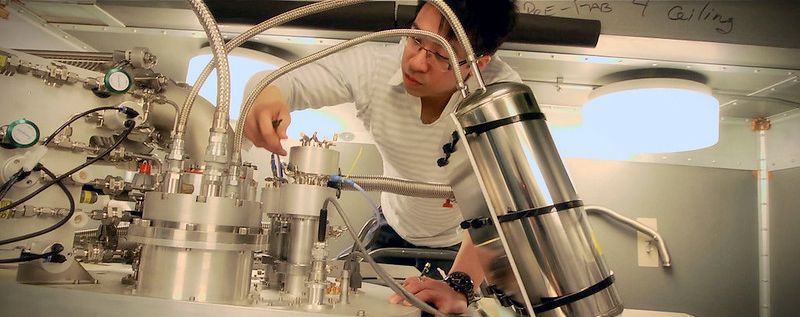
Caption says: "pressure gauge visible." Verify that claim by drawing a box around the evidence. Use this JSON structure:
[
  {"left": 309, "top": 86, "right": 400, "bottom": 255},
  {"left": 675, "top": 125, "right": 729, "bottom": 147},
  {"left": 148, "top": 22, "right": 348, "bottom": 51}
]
[
  {"left": 104, "top": 68, "right": 132, "bottom": 94},
  {"left": 1, "top": 119, "right": 40, "bottom": 149}
]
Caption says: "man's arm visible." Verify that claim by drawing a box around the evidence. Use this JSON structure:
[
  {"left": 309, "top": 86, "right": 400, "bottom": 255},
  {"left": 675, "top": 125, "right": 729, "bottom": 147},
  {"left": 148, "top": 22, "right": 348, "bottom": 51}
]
[
  {"left": 243, "top": 44, "right": 379, "bottom": 154},
  {"left": 388, "top": 231, "right": 484, "bottom": 314}
]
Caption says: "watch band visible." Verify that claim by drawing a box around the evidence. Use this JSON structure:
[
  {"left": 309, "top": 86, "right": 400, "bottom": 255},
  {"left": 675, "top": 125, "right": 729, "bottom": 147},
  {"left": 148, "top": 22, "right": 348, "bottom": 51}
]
[{"left": 445, "top": 271, "right": 481, "bottom": 305}]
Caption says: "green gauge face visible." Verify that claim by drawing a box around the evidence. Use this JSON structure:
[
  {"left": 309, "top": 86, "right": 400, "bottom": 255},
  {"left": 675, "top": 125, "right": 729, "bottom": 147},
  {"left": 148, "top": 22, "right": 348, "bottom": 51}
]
[
  {"left": 105, "top": 68, "right": 132, "bottom": 93},
  {"left": 8, "top": 119, "right": 40, "bottom": 148}
]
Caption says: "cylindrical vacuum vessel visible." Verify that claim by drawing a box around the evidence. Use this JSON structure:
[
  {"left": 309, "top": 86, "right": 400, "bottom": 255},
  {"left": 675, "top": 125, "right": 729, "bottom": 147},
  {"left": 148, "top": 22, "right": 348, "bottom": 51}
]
[{"left": 443, "top": 82, "right": 622, "bottom": 316}]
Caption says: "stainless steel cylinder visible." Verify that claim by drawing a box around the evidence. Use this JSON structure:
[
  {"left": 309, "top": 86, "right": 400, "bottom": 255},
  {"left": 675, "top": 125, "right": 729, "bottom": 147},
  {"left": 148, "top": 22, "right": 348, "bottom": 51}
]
[
  {"left": 128, "top": 192, "right": 266, "bottom": 305},
  {"left": 284, "top": 216, "right": 319, "bottom": 297},
  {"left": 449, "top": 82, "right": 622, "bottom": 316},
  {"left": 288, "top": 146, "right": 340, "bottom": 175}
]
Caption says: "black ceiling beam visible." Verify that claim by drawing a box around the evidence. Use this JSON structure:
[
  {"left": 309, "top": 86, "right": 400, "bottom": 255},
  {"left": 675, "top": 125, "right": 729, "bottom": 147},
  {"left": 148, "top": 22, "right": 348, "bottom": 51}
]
[{"left": 206, "top": 1, "right": 600, "bottom": 48}]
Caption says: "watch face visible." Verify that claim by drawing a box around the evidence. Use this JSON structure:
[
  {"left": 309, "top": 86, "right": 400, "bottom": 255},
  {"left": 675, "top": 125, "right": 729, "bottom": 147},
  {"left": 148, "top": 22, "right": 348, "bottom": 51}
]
[
  {"left": 11, "top": 123, "right": 37, "bottom": 145},
  {"left": 108, "top": 71, "right": 130, "bottom": 91}
]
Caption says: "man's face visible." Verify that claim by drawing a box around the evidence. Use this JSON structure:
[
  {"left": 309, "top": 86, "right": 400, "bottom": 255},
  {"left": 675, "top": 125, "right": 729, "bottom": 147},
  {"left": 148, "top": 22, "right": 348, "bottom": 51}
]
[{"left": 401, "top": 4, "right": 468, "bottom": 99}]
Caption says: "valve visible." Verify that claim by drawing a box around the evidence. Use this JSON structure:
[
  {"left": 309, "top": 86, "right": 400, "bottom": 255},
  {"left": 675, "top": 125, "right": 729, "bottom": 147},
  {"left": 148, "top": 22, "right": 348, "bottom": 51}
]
[{"left": 0, "top": 119, "right": 39, "bottom": 149}]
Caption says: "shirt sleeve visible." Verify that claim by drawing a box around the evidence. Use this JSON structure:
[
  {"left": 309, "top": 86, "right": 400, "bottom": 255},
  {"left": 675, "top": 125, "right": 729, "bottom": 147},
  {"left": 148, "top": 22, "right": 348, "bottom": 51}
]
[{"left": 246, "top": 44, "right": 378, "bottom": 113}]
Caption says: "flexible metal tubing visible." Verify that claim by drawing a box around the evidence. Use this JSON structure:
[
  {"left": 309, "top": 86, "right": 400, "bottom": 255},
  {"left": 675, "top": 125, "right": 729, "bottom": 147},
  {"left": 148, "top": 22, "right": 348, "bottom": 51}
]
[
  {"left": 233, "top": 29, "right": 464, "bottom": 160},
  {"left": 186, "top": 0, "right": 231, "bottom": 133},
  {"left": 342, "top": 175, "right": 453, "bottom": 199},
  {"left": 175, "top": 0, "right": 483, "bottom": 138}
]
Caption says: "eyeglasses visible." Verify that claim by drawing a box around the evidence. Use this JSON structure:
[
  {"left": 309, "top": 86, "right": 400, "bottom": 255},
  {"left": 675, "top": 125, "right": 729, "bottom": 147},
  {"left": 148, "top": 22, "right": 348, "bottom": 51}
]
[{"left": 406, "top": 36, "right": 468, "bottom": 72}]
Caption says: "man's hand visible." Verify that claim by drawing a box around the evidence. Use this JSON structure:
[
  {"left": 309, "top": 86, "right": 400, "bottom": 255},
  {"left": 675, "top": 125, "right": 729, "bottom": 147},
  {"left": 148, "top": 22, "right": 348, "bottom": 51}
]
[
  {"left": 388, "top": 276, "right": 468, "bottom": 314},
  {"left": 243, "top": 85, "right": 291, "bottom": 155}
]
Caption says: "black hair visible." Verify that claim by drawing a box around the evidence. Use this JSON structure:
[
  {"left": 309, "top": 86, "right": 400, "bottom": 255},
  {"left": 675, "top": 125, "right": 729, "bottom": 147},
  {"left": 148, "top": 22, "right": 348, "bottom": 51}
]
[{"left": 414, "top": 0, "right": 517, "bottom": 56}]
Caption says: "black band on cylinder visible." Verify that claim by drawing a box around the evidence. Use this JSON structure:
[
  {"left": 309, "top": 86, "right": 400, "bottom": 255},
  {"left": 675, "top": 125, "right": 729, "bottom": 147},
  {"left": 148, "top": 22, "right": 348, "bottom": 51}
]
[
  {"left": 463, "top": 112, "right": 546, "bottom": 135},
  {"left": 496, "top": 200, "right": 584, "bottom": 224},
  {"left": 533, "top": 274, "right": 615, "bottom": 314}
]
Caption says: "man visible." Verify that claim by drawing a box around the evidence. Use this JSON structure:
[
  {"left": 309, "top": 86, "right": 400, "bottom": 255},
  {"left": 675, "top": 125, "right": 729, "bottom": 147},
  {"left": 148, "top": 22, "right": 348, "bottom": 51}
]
[{"left": 244, "top": 0, "right": 519, "bottom": 313}]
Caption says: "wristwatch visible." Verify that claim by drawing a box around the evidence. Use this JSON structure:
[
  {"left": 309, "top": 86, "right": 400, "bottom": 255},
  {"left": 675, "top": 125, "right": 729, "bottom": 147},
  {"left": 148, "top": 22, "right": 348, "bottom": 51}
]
[{"left": 444, "top": 271, "right": 481, "bottom": 305}]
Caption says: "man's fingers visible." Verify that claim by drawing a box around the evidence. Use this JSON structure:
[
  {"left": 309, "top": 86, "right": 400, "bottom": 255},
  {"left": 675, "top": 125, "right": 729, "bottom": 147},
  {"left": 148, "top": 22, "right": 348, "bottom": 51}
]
[
  {"left": 258, "top": 114, "right": 286, "bottom": 155},
  {"left": 276, "top": 109, "right": 291, "bottom": 139},
  {"left": 244, "top": 116, "right": 267, "bottom": 148}
]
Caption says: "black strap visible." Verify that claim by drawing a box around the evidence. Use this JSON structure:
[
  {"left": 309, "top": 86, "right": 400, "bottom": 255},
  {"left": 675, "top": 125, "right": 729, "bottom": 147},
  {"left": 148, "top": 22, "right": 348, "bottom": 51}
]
[
  {"left": 459, "top": 217, "right": 493, "bottom": 229},
  {"left": 533, "top": 274, "right": 616, "bottom": 314},
  {"left": 486, "top": 285, "right": 529, "bottom": 316},
  {"left": 463, "top": 112, "right": 545, "bottom": 135},
  {"left": 496, "top": 200, "right": 584, "bottom": 224}
]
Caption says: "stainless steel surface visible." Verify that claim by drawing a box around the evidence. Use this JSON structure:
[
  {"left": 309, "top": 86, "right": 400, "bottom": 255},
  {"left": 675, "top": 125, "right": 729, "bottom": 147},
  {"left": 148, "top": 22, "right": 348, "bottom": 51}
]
[
  {"left": 15, "top": 259, "right": 96, "bottom": 285},
  {"left": 454, "top": 82, "right": 622, "bottom": 316},
  {"left": 585, "top": 206, "right": 671, "bottom": 267},
  {"left": 136, "top": 244, "right": 253, "bottom": 304},
  {"left": 289, "top": 146, "right": 341, "bottom": 176},
  {"left": 141, "top": 192, "right": 262, "bottom": 227},
  {"left": 260, "top": 181, "right": 283, "bottom": 215},
  {"left": 127, "top": 223, "right": 265, "bottom": 251},
  {"left": 284, "top": 216, "right": 319, "bottom": 297},
  {"left": 287, "top": 217, "right": 319, "bottom": 266},
  {"left": 279, "top": 183, "right": 335, "bottom": 217},
  {"left": 130, "top": 192, "right": 265, "bottom": 305},
  {"left": 0, "top": 263, "right": 421, "bottom": 317}
]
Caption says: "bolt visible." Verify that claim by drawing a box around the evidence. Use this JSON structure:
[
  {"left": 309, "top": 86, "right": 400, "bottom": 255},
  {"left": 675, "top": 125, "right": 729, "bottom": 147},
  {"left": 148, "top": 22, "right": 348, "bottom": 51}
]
[
  {"left": 357, "top": 310, "right": 366, "bottom": 316},
  {"left": 238, "top": 227, "right": 250, "bottom": 235}
]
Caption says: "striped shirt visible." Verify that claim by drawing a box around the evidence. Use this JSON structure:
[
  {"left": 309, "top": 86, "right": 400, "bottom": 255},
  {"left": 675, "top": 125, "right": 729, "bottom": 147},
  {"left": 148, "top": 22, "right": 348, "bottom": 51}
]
[{"left": 272, "top": 41, "right": 521, "bottom": 247}]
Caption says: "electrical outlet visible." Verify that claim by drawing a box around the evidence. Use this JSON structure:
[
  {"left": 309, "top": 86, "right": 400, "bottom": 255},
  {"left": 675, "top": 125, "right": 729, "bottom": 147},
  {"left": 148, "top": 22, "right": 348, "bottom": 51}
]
[{"left": 636, "top": 218, "right": 659, "bottom": 267}]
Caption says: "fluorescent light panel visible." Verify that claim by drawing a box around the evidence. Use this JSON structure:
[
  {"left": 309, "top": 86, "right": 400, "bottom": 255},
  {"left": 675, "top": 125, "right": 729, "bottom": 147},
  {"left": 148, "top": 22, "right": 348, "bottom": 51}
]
[{"left": 582, "top": 78, "right": 720, "bottom": 153}]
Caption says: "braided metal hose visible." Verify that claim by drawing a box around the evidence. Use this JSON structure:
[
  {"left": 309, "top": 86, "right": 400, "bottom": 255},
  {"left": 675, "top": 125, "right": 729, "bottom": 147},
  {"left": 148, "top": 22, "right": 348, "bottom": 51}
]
[
  {"left": 174, "top": 0, "right": 483, "bottom": 141},
  {"left": 186, "top": 0, "right": 231, "bottom": 133},
  {"left": 176, "top": 0, "right": 367, "bottom": 137},
  {"left": 342, "top": 175, "right": 453, "bottom": 199},
  {"left": 233, "top": 29, "right": 464, "bottom": 160}
]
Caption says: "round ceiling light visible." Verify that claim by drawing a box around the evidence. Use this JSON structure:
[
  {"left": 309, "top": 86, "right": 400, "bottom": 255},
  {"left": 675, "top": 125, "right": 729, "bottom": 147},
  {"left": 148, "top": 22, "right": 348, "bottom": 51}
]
[{"left": 582, "top": 77, "right": 720, "bottom": 153}]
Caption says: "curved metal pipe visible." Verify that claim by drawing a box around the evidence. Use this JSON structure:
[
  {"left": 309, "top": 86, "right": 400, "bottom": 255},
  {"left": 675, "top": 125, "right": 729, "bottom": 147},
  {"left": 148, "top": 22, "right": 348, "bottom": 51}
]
[
  {"left": 186, "top": 0, "right": 231, "bottom": 134},
  {"left": 177, "top": 0, "right": 482, "bottom": 140},
  {"left": 234, "top": 29, "right": 465, "bottom": 160},
  {"left": 176, "top": 0, "right": 368, "bottom": 137},
  {"left": 585, "top": 205, "right": 672, "bottom": 267},
  {"left": 342, "top": 175, "right": 453, "bottom": 199}
]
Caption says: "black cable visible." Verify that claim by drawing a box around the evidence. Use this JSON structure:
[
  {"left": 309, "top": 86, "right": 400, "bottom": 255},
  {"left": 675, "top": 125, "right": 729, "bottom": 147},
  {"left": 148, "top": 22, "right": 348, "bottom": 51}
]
[
  {"left": 0, "top": 105, "right": 136, "bottom": 201},
  {"left": 0, "top": 120, "right": 134, "bottom": 219},
  {"left": 42, "top": 105, "right": 139, "bottom": 146},
  {"left": 0, "top": 165, "right": 75, "bottom": 246},
  {"left": 42, "top": 106, "right": 119, "bottom": 146},
  {"left": 0, "top": 172, "right": 20, "bottom": 200},
  {"left": 0, "top": 243, "right": 66, "bottom": 264}
]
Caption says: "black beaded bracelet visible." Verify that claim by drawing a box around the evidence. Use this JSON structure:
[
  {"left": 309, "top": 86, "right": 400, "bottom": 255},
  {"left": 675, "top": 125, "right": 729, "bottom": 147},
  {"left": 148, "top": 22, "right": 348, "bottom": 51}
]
[{"left": 444, "top": 271, "right": 481, "bottom": 305}]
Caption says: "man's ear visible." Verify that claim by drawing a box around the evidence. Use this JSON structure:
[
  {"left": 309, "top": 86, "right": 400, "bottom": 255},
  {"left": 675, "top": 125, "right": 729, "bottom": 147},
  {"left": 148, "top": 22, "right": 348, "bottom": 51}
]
[{"left": 476, "top": 55, "right": 492, "bottom": 72}]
